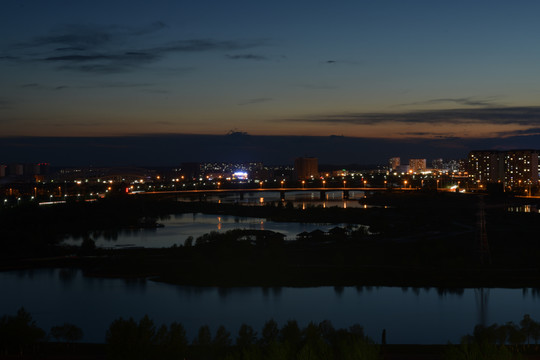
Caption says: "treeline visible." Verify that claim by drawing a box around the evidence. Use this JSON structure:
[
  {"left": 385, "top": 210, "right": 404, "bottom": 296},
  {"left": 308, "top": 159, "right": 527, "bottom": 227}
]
[
  {"left": 0, "top": 307, "right": 83, "bottom": 357},
  {"left": 106, "top": 316, "right": 379, "bottom": 360},
  {"left": 444, "top": 314, "right": 540, "bottom": 360},
  {"left": 4, "top": 308, "right": 540, "bottom": 360},
  {"left": 0, "top": 308, "right": 380, "bottom": 360}
]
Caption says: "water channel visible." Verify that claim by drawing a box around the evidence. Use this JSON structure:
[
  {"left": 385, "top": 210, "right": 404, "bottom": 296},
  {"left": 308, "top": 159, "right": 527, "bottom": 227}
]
[
  {"left": 11, "top": 193, "right": 540, "bottom": 345},
  {"left": 64, "top": 212, "right": 364, "bottom": 248},
  {"left": 2, "top": 268, "right": 539, "bottom": 344}
]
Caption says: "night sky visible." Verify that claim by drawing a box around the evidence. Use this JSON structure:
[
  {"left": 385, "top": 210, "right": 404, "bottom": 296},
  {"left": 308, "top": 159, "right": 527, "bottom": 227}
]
[{"left": 2, "top": 1, "right": 540, "bottom": 165}]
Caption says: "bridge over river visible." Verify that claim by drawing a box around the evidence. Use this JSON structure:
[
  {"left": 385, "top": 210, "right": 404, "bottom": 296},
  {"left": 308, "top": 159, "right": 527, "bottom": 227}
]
[{"left": 133, "top": 186, "right": 425, "bottom": 201}]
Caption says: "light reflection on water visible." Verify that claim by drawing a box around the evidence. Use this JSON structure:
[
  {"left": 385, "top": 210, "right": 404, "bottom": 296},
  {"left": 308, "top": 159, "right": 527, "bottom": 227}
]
[
  {"left": 507, "top": 204, "right": 539, "bottom": 213},
  {"left": 64, "top": 213, "right": 366, "bottom": 248},
  {"left": 184, "top": 191, "right": 368, "bottom": 208},
  {"left": 2, "top": 269, "right": 540, "bottom": 344}
]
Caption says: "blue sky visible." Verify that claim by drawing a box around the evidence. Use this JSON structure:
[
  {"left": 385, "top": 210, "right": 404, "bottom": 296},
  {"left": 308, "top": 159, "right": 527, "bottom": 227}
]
[{"left": 1, "top": 1, "right": 540, "bottom": 164}]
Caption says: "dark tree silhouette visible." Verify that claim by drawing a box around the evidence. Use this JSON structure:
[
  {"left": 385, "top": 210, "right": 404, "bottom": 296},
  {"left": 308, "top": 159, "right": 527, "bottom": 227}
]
[
  {"left": 50, "top": 322, "right": 83, "bottom": 343},
  {"left": 0, "top": 307, "right": 45, "bottom": 356}
]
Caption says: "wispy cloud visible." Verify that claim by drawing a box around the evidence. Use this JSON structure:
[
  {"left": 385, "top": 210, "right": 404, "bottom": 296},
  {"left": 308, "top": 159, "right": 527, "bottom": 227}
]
[
  {"left": 226, "top": 54, "right": 267, "bottom": 61},
  {"left": 297, "top": 83, "right": 338, "bottom": 90},
  {"left": 1, "top": 23, "right": 268, "bottom": 74},
  {"left": 494, "top": 127, "right": 540, "bottom": 137},
  {"left": 398, "top": 96, "right": 502, "bottom": 108},
  {"left": 277, "top": 106, "right": 540, "bottom": 127},
  {"left": 238, "top": 98, "right": 273, "bottom": 106},
  {"left": 20, "top": 82, "right": 156, "bottom": 91}
]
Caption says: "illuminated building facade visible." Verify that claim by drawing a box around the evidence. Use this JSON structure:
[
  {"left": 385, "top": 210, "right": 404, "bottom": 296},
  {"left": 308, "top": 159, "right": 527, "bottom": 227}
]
[
  {"left": 408, "top": 159, "right": 426, "bottom": 173},
  {"left": 503, "top": 150, "right": 539, "bottom": 186},
  {"left": 468, "top": 150, "right": 539, "bottom": 187},
  {"left": 294, "top": 157, "right": 318, "bottom": 180},
  {"left": 432, "top": 158, "right": 444, "bottom": 170},
  {"left": 467, "top": 151, "right": 501, "bottom": 184},
  {"left": 389, "top": 157, "right": 400, "bottom": 170}
]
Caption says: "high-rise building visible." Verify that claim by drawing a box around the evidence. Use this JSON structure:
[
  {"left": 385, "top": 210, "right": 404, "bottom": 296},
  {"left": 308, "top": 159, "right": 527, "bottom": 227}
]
[
  {"left": 468, "top": 150, "right": 539, "bottom": 186},
  {"left": 502, "top": 150, "right": 539, "bottom": 186},
  {"left": 389, "top": 157, "right": 400, "bottom": 170},
  {"left": 467, "top": 151, "right": 501, "bottom": 184},
  {"left": 408, "top": 159, "right": 427, "bottom": 173},
  {"left": 432, "top": 158, "right": 444, "bottom": 170},
  {"left": 180, "top": 162, "right": 201, "bottom": 180},
  {"left": 294, "top": 157, "right": 318, "bottom": 180}
]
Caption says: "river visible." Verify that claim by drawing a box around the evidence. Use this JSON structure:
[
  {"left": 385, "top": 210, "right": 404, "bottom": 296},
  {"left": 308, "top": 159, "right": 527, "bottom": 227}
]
[
  {"left": 2, "top": 268, "right": 539, "bottom": 344},
  {"left": 63, "top": 213, "right": 367, "bottom": 248}
]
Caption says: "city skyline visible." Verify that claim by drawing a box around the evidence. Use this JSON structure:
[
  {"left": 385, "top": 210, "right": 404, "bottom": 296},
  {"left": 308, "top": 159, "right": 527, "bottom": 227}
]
[{"left": 2, "top": 1, "right": 540, "bottom": 164}]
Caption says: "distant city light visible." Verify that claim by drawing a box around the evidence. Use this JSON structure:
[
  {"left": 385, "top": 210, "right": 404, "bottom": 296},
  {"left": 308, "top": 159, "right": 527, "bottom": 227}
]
[{"left": 232, "top": 171, "right": 248, "bottom": 180}]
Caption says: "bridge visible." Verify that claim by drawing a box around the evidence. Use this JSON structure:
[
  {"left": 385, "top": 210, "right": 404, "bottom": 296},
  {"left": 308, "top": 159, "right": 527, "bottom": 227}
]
[{"left": 133, "top": 186, "right": 422, "bottom": 201}]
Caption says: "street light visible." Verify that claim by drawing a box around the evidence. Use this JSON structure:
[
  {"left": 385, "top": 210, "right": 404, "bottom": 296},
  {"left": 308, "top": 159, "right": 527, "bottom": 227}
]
[
  {"left": 322, "top": 180, "right": 326, "bottom": 188},
  {"left": 280, "top": 180, "right": 284, "bottom": 188},
  {"left": 343, "top": 180, "right": 347, "bottom": 188},
  {"left": 302, "top": 180, "right": 305, "bottom": 189}
]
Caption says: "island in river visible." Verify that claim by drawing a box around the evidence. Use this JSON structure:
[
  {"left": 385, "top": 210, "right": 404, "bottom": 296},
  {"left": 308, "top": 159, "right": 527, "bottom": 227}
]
[{"left": 2, "top": 191, "right": 540, "bottom": 289}]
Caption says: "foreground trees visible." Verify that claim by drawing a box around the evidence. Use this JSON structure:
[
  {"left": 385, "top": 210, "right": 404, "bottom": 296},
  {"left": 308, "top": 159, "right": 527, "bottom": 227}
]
[
  {"left": 2, "top": 308, "right": 539, "bottom": 359},
  {"left": 444, "top": 314, "right": 540, "bottom": 360},
  {"left": 105, "top": 316, "right": 380, "bottom": 360},
  {"left": 0, "top": 307, "right": 45, "bottom": 356}
]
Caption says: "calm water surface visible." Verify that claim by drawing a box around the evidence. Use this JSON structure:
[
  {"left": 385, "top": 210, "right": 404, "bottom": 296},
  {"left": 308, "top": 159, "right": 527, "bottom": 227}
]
[
  {"left": 2, "top": 269, "right": 539, "bottom": 344},
  {"left": 64, "top": 212, "right": 365, "bottom": 248}
]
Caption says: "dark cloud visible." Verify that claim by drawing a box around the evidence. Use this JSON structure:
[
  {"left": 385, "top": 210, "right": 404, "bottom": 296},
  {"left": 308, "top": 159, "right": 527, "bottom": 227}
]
[
  {"left": 398, "top": 132, "right": 461, "bottom": 139},
  {"left": 21, "top": 22, "right": 166, "bottom": 49},
  {"left": 2, "top": 133, "right": 539, "bottom": 166},
  {"left": 226, "top": 54, "right": 267, "bottom": 61},
  {"left": 399, "top": 97, "right": 502, "bottom": 107},
  {"left": 297, "top": 83, "right": 338, "bottom": 90},
  {"left": 320, "top": 59, "right": 361, "bottom": 66},
  {"left": 27, "top": 26, "right": 113, "bottom": 49},
  {"left": 494, "top": 127, "right": 540, "bottom": 137},
  {"left": 278, "top": 106, "right": 540, "bottom": 127},
  {"left": 45, "top": 54, "right": 115, "bottom": 62},
  {"left": 55, "top": 47, "right": 86, "bottom": 52},
  {"left": 58, "top": 63, "right": 143, "bottom": 74},
  {"left": 154, "top": 39, "right": 267, "bottom": 53},
  {"left": 20, "top": 81, "right": 157, "bottom": 91},
  {"left": 4, "top": 23, "right": 268, "bottom": 74},
  {"left": 238, "top": 98, "right": 273, "bottom": 106},
  {"left": 98, "top": 82, "right": 154, "bottom": 88},
  {"left": 0, "top": 55, "right": 19, "bottom": 60}
]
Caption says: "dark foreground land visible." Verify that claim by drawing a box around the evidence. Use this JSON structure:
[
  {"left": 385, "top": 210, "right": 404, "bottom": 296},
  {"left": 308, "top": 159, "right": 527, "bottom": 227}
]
[
  {"left": 4, "top": 307, "right": 540, "bottom": 360},
  {"left": 3, "top": 344, "right": 540, "bottom": 360},
  {"left": 2, "top": 191, "right": 540, "bottom": 289}
]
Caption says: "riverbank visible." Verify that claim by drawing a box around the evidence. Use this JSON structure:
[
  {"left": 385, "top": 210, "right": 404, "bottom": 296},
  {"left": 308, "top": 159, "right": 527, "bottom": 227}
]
[
  {"left": 5, "top": 251, "right": 540, "bottom": 289},
  {"left": 3, "top": 192, "right": 540, "bottom": 290}
]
